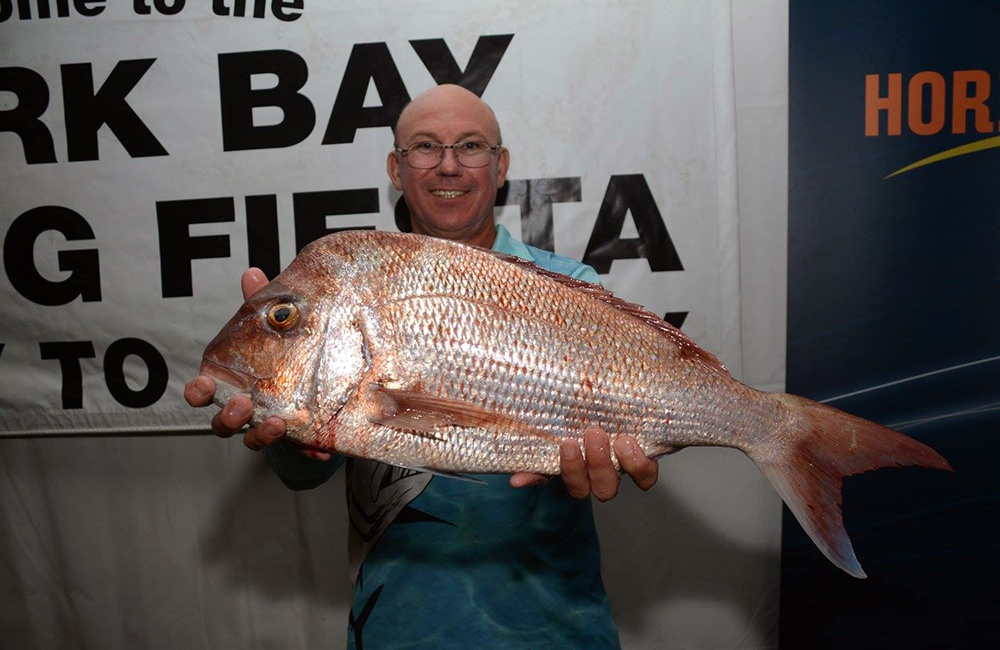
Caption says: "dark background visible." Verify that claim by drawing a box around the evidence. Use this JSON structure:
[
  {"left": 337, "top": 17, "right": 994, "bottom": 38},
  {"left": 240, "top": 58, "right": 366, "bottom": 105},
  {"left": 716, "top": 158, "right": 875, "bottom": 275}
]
[{"left": 783, "top": 1, "right": 1000, "bottom": 648}]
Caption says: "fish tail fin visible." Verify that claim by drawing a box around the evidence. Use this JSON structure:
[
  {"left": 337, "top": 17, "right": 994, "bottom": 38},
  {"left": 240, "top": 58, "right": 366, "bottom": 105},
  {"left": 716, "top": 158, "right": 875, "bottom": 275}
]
[{"left": 751, "top": 393, "right": 952, "bottom": 578}]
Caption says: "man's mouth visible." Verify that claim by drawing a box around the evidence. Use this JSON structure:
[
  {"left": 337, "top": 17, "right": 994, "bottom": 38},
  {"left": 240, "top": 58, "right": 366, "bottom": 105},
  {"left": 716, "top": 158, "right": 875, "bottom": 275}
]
[{"left": 431, "top": 190, "right": 467, "bottom": 199}]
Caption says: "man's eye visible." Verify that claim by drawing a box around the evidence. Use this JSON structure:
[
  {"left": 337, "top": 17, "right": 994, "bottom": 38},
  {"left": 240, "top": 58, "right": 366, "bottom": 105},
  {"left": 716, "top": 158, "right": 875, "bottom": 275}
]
[
  {"left": 414, "top": 142, "right": 439, "bottom": 151},
  {"left": 458, "top": 141, "right": 484, "bottom": 152}
]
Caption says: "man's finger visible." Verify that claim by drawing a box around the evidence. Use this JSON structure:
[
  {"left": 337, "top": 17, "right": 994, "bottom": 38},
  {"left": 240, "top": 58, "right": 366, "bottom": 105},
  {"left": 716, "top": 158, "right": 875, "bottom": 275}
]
[
  {"left": 510, "top": 472, "right": 550, "bottom": 489},
  {"left": 584, "top": 428, "right": 620, "bottom": 502},
  {"left": 614, "top": 436, "right": 659, "bottom": 491},
  {"left": 210, "top": 395, "right": 253, "bottom": 438},
  {"left": 244, "top": 416, "right": 286, "bottom": 450},
  {"left": 241, "top": 267, "right": 269, "bottom": 300},
  {"left": 184, "top": 376, "right": 216, "bottom": 408},
  {"left": 559, "top": 440, "right": 591, "bottom": 499},
  {"left": 300, "top": 449, "right": 333, "bottom": 462}
]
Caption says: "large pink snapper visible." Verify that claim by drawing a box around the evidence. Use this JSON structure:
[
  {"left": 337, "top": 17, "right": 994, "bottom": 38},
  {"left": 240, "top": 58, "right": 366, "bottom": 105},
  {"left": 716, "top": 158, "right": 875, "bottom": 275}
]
[{"left": 199, "top": 230, "right": 951, "bottom": 578}]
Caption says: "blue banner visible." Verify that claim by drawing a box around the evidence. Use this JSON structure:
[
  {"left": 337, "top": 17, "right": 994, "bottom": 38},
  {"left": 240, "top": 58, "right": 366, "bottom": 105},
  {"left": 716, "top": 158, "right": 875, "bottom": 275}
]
[{"left": 785, "top": 1, "right": 999, "bottom": 647}]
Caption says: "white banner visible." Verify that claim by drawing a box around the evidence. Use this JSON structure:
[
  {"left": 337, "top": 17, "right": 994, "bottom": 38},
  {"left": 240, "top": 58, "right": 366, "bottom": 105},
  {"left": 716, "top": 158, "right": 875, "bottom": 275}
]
[
  {"left": 1, "top": 0, "right": 740, "bottom": 436},
  {"left": 2, "top": 3, "right": 795, "bottom": 649}
]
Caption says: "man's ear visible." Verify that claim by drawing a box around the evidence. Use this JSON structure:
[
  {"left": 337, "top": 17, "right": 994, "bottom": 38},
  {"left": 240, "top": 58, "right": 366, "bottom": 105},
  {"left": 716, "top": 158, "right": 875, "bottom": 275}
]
[
  {"left": 387, "top": 151, "right": 404, "bottom": 191},
  {"left": 496, "top": 147, "right": 510, "bottom": 188}
]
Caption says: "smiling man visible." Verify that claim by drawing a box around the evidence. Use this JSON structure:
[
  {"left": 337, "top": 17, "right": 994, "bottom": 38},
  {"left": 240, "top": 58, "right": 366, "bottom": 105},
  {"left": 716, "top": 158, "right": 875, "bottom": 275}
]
[
  {"left": 388, "top": 84, "right": 509, "bottom": 248},
  {"left": 186, "top": 83, "right": 657, "bottom": 649}
]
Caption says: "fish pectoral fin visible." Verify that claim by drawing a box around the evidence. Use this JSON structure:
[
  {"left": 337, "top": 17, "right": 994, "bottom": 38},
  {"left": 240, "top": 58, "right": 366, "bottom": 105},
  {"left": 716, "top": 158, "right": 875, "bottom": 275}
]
[
  {"left": 367, "top": 385, "right": 460, "bottom": 433},
  {"left": 367, "top": 384, "right": 557, "bottom": 440}
]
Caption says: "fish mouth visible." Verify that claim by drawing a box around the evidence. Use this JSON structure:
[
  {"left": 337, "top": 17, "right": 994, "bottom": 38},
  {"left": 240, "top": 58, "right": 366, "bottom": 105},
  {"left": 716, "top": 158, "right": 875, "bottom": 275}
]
[{"left": 199, "top": 359, "right": 257, "bottom": 407}]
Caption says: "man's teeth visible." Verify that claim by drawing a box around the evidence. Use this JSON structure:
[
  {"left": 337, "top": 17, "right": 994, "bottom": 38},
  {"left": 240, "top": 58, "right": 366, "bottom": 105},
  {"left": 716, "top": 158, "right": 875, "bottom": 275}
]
[{"left": 432, "top": 190, "right": 465, "bottom": 198}]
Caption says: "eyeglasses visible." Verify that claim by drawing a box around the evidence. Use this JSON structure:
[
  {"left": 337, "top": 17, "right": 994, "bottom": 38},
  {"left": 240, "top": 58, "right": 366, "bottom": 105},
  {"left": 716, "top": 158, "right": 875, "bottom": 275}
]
[{"left": 394, "top": 140, "right": 502, "bottom": 169}]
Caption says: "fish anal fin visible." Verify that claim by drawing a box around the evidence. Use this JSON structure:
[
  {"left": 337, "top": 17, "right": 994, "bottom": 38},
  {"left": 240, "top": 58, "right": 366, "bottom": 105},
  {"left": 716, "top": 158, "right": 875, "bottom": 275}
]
[
  {"left": 752, "top": 394, "right": 952, "bottom": 578},
  {"left": 647, "top": 443, "right": 680, "bottom": 460},
  {"left": 400, "top": 466, "right": 486, "bottom": 484}
]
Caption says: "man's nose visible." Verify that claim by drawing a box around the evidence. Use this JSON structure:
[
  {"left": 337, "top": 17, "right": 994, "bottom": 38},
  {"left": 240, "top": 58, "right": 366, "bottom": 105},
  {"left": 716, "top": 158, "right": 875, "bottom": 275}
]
[{"left": 436, "top": 147, "right": 463, "bottom": 175}]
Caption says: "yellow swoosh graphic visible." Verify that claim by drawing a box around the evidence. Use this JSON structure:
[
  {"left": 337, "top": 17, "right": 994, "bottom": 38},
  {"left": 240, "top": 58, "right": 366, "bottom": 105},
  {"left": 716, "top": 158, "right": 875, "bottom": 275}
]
[{"left": 885, "top": 134, "right": 1000, "bottom": 178}]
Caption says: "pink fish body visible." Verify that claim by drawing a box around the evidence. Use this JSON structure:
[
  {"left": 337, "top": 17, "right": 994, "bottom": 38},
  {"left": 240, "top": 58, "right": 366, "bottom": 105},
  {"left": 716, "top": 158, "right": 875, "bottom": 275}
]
[{"left": 200, "top": 230, "right": 951, "bottom": 577}]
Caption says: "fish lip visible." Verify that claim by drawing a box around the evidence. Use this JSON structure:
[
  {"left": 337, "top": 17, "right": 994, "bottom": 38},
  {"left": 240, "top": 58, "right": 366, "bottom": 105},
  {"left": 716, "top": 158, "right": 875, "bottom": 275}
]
[{"left": 199, "top": 359, "right": 257, "bottom": 401}]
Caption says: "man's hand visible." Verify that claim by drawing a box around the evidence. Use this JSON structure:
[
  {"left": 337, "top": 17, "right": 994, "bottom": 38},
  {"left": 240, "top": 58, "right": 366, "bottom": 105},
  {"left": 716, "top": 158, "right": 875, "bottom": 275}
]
[
  {"left": 183, "top": 268, "right": 331, "bottom": 461},
  {"left": 509, "top": 426, "right": 659, "bottom": 501},
  {"left": 183, "top": 374, "right": 295, "bottom": 448}
]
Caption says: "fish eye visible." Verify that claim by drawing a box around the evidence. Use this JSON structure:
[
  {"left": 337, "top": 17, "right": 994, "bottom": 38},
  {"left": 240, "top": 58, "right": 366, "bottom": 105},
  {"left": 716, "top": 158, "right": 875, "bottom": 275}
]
[{"left": 266, "top": 302, "right": 300, "bottom": 331}]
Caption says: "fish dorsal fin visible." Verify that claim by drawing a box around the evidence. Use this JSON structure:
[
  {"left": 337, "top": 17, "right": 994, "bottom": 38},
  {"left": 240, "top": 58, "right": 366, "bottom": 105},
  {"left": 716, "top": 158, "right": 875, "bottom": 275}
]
[
  {"left": 485, "top": 249, "right": 730, "bottom": 376},
  {"left": 368, "top": 384, "right": 563, "bottom": 442}
]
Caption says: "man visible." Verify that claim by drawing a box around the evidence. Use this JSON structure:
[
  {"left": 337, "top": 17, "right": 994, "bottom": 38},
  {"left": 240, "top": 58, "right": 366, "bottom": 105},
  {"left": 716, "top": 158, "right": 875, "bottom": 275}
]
[{"left": 186, "top": 84, "right": 658, "bottom": 648}]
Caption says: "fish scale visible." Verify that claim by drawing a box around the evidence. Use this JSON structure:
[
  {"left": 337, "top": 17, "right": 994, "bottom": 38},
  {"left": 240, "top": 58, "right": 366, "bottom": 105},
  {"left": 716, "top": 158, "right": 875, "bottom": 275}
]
[
  {"left": 200, "top": 229, "right": 951, "bottom": 577},
  {"left": 377, "top": 295, "right": 666, "bottom": 450}
]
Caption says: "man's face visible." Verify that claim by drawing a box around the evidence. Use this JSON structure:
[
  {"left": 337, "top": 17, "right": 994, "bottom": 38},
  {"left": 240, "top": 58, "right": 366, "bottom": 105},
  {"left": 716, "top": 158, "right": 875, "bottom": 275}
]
[{"left": 387, "top": 86, "right": 510, "bottom": 247}]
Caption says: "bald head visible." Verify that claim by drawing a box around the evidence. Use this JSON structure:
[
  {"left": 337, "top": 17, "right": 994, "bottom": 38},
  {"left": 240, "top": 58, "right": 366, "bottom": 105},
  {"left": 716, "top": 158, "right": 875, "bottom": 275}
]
[{"left": 394, "top": 84, "right": 502, "bottom": 146}]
